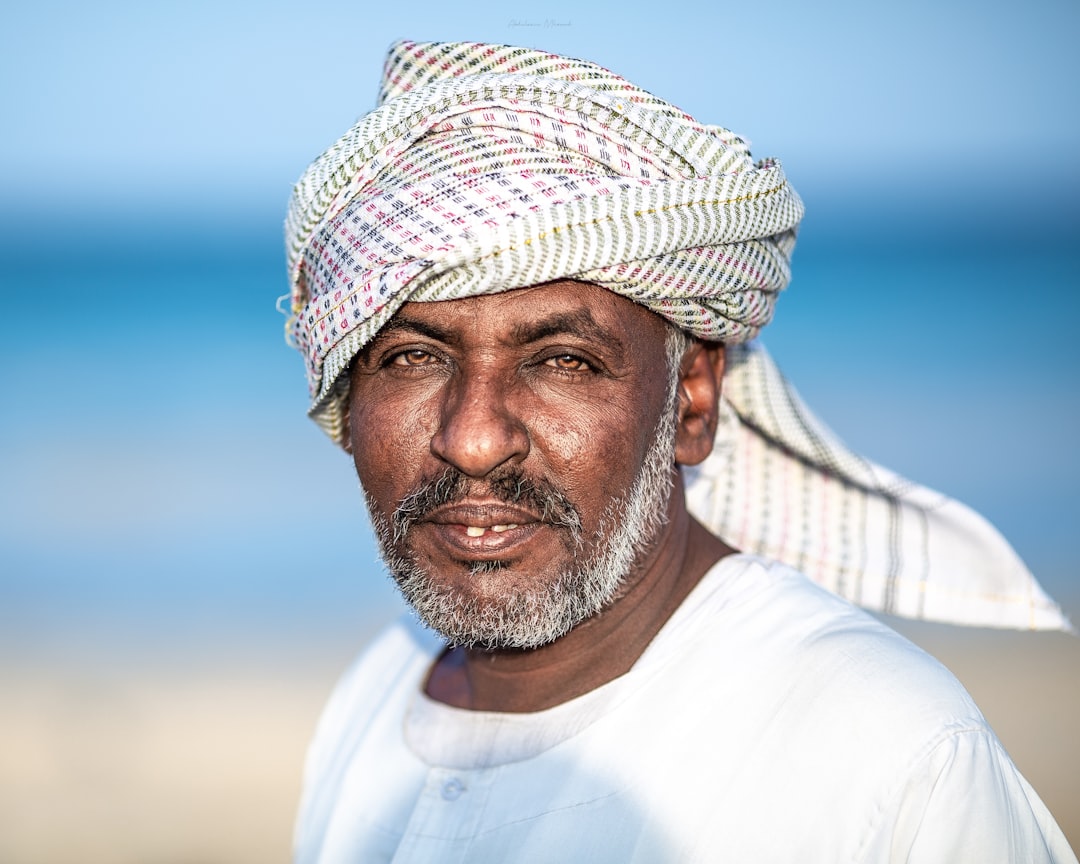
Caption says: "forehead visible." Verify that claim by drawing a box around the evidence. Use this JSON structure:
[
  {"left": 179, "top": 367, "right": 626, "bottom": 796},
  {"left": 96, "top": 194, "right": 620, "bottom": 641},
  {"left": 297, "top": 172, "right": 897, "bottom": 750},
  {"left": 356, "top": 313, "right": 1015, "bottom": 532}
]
[{"left": 374, "top": 280, "right": 671, "bottom": 350}]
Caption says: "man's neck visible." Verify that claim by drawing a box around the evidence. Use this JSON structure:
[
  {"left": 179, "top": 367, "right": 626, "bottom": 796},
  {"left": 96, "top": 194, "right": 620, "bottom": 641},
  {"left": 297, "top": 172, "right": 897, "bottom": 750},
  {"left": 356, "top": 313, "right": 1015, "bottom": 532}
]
[{"left": 423, "top": 496, "right": 733, "bottom": 713}]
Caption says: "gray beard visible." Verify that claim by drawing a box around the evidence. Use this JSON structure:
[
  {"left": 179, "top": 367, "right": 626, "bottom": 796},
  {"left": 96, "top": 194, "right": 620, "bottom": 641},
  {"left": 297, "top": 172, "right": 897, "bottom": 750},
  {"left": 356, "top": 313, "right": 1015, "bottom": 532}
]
[{"left": 364, "top": 389, "right": 679, "bottom": 651}]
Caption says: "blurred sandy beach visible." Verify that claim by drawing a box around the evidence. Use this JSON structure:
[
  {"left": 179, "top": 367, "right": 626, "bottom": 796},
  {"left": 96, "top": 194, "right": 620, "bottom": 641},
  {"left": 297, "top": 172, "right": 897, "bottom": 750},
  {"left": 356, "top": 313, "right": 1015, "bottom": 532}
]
[
  {"left": 1, "top": 617, "right": 1077, "bottom": 863},
  {"left": 0, "top": 629, "right": 350, "bottom": 864}
]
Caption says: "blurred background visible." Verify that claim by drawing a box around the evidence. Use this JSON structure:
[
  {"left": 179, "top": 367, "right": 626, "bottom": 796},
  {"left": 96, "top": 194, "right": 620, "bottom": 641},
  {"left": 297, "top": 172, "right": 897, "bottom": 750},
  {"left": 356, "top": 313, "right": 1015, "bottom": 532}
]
[{"left": 1, "top": 0, "right": 1077, "bottom": 861}]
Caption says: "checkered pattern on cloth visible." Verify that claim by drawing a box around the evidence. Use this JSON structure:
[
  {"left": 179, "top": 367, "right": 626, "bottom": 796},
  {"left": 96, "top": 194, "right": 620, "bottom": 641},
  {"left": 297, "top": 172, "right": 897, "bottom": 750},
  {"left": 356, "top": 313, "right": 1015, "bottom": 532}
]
[{"left": 283, "top": 40, "right": 1070, "bottom": 631}]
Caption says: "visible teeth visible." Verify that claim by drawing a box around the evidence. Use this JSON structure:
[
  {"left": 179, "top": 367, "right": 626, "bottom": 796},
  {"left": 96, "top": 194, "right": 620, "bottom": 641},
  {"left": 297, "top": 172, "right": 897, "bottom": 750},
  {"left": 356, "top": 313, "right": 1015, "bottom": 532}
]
[{"left": 464, "top": 523, "right": 520, "bottom": 537}]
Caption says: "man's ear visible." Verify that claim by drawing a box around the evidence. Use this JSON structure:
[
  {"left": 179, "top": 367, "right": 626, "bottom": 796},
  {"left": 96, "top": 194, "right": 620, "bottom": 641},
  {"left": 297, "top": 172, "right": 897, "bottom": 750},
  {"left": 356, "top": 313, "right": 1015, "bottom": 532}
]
[{"left": 673, "top": 341, "right": 725, "bottom": 467}]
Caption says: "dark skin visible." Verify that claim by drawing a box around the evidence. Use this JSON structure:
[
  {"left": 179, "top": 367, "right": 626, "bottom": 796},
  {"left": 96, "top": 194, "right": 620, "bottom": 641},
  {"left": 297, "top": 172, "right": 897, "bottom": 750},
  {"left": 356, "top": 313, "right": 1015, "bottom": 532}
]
[{"left": 346, "top": 280, "right": 733, "bottom": 713}]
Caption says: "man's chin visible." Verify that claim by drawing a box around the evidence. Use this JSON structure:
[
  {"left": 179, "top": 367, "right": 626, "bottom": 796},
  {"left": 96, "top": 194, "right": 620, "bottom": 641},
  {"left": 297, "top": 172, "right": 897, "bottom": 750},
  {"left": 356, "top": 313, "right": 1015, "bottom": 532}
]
[
  {"left": 403, "top": 588, "right": 583, "bottom": 651},
  {"left": 388, "top": 561, "right": 608, "bottom": 651}
]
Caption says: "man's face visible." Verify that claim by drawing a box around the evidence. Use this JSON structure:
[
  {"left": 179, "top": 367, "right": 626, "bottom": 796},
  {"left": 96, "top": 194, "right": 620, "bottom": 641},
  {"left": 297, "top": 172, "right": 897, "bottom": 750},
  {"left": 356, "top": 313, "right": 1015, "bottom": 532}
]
[{"left": 347, "top": 280, "right": 683, "bottom": 649}]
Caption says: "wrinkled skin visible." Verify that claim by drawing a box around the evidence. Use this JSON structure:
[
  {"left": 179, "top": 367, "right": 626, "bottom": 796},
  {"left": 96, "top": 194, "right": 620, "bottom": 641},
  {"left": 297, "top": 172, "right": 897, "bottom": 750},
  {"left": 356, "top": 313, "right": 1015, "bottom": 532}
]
[{"left": 347, "top": 280, "right": 732, "bottom": 711}]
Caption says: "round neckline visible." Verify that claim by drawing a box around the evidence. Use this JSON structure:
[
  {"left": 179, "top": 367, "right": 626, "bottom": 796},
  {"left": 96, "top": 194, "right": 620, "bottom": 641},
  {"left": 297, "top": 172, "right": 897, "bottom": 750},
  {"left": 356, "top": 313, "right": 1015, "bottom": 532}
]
[{"left": 404, "top": 553, "right": 765, "bottom": 768}]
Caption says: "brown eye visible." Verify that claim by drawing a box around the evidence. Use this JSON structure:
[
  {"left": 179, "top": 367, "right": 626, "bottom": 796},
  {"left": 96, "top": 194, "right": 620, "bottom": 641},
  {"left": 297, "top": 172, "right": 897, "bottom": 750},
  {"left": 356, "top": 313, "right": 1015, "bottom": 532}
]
[
  {"left": 391, "top": 349, "right": 436, "bottom": 367},
  {"left": 546, "top": 354, "right": 590, "bottom": 371}
]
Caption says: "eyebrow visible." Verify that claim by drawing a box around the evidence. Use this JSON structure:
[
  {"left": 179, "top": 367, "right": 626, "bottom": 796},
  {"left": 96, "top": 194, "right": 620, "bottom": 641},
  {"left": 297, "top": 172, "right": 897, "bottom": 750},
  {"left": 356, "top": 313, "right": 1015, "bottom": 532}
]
[
  {"left": 371, "top": 306, "right": 625, "bottom": 353},
  {"left": 511, "top": 309, "right": 622, "bottom": 350},
  {"left": 372, "top": 315, "right": 457, "bottom": 346}
]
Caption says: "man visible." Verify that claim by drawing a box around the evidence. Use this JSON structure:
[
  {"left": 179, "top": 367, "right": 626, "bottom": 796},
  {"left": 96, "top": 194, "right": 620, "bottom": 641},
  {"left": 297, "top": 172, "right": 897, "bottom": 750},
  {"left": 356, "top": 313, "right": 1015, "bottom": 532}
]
[{"left": 284, "top": 40, "right": 1076, "bottom": 862}]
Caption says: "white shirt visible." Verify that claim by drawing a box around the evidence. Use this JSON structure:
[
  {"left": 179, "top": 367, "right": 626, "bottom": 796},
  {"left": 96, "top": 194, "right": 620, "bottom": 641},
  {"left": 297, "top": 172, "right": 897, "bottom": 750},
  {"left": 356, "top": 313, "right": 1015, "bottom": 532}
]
[{"left": 294, "top": 555, "right": 1076, "bottom": 862}]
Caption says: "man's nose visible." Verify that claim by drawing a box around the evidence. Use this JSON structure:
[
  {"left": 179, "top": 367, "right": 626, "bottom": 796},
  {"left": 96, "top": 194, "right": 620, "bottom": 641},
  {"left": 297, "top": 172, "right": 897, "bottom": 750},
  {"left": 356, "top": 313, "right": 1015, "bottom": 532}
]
[{"left": 429, "top": 371, "right": 530, "bottom": 478}]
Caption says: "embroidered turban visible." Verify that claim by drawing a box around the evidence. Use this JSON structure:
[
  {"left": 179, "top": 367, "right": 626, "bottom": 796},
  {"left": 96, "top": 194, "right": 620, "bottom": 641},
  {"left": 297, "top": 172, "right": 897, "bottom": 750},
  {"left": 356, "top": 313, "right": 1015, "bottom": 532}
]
[{"left": 284, "top": 40, "right": 1070, "bottom": 632}]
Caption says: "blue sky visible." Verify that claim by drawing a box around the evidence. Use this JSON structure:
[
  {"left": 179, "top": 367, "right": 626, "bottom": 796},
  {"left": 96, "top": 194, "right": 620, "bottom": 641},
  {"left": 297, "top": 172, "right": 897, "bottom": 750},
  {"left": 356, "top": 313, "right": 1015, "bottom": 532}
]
[{"left": 3, "top": 0, "right": 1078, "bottom": 216}]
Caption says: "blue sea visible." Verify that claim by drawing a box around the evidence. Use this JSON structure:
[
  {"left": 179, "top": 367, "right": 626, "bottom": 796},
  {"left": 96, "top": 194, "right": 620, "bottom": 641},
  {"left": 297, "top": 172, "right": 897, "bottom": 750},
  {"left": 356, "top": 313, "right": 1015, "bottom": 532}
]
[{"left": 2, "top": 199, "right": 1078, "bottom": 656}]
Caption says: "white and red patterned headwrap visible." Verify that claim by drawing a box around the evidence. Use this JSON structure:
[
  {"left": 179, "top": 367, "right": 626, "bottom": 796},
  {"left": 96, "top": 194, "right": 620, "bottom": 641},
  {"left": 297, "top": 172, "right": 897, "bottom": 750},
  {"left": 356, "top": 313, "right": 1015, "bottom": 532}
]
[{"left": 284, "top": 40, "right": 1070, "bottom": 631}]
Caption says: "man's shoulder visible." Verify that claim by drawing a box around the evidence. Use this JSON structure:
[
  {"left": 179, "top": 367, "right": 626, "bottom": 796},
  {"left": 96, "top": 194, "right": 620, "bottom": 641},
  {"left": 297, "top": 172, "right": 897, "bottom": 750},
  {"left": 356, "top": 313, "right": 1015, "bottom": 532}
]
[
  {"left": 638, "top": 556, "right": 1073, "bottom": 861},
  {"left": 300, "top": 616, "right": 437, "bottom": 778},
  {"left": 665, "top": 554, "right": 988, "bottom": 744}
]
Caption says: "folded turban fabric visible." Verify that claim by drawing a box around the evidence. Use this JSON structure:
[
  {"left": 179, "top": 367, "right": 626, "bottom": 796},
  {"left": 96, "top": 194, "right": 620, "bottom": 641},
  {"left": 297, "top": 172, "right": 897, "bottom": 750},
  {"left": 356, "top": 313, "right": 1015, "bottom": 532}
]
[{"left": 284, "top": 40, "right": 1071, "bottom": 632}]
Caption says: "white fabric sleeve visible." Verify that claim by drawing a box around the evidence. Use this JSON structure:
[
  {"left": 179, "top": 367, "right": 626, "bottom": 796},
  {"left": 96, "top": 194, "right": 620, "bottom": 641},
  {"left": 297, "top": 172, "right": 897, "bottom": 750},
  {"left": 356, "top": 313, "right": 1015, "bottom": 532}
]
[{"left": 865, "top": 727, "right": 1077, "bottom": 863}]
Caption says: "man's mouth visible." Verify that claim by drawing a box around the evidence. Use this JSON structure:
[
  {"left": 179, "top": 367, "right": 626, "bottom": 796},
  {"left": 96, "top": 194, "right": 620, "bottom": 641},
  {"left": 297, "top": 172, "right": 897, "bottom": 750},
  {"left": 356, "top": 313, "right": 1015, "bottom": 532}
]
[{"left": 416, "top": 510, "right": 545, "bottom": 559}]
